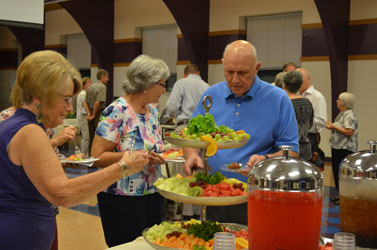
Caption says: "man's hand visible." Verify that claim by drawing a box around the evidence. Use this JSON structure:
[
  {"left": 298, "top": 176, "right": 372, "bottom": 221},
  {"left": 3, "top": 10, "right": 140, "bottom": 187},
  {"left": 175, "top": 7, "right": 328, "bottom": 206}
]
[
  {"left": 246, "top": 154, "right": 267, "bottom": 168},
  {"left": 50, "top": 126, "right": 77, "bottom": 147},
  {"left": 183, "top": 154, "right": 203, "bottom": 176},
  {"left": 86, "top": 115, "right": 94, "bottom": 121}
]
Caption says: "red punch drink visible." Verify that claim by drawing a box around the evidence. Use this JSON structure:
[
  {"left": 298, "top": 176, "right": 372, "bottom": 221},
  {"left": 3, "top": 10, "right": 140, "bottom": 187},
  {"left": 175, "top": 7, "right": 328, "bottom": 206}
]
[{"left": 248, "top": 189, "right": 322, "bottom": 250}]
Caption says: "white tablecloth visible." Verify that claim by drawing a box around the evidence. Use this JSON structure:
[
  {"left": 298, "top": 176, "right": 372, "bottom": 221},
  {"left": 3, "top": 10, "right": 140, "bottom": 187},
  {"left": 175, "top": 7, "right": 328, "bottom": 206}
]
[{"left": 105, "top": 237, "right": 155, "bottom": 250}]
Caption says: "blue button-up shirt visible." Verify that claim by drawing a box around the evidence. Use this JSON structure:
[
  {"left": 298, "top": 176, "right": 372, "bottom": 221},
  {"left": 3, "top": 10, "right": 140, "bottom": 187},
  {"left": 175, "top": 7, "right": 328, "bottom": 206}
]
[{"left": 192, "top": 76, "right": 299, "bottom": 182}]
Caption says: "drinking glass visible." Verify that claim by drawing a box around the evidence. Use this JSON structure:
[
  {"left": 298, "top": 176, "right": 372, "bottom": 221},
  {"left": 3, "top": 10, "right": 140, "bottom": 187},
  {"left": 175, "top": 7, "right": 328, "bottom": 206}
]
[
  {"left": 333, "top": 232, "right": 356, "bottom": 250},
  {"left": 213, "top": 232, "right": 235, "bottom": 250}
]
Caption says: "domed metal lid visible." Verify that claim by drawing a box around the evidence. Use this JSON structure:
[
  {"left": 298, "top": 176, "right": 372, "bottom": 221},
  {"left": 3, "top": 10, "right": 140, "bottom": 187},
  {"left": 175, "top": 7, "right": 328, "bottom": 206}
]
[
  {"left": 340, "top": 140, "right": 377, "bottom": 180},
  {"left": 248, "top": 146, "right": 323, "bottom": 191}
]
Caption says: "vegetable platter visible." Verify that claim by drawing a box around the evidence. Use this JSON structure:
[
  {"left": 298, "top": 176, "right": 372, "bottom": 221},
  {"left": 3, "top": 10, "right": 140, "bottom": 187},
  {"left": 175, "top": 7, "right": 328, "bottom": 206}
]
[
  {"left": 143, "top": 219, "right": 248, "bottom": 250},
  {"left": 154, "top": 172, "right": 247, "bottom": 206}
]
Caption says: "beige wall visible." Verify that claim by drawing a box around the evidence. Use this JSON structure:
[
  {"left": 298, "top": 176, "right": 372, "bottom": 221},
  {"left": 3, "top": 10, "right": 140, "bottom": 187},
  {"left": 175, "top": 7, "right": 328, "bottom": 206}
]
[
  {"left": 45, "top": 9, "right": 83, "bottom": 45},
  {"left": 114, "top": 0, "right": 175, "bottom": 39}
]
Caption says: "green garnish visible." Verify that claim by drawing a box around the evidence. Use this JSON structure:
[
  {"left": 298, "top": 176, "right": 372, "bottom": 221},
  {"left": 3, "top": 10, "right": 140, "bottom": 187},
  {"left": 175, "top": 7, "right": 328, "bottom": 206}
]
[
  {"left": 187, "top": 114, "right": 217, "bottom": 135},
  {"left": 187, "top": 221, "right": 223, "bottom": 242},
  {"left": 194, "top": 171, "right": 225, "bottom": 185}
]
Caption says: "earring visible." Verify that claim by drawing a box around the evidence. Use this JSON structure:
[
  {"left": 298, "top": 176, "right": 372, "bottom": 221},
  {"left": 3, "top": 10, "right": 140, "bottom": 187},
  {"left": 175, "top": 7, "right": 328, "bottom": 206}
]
[{"left": 36, "top": 103, "right": 43, "bottom": 124}]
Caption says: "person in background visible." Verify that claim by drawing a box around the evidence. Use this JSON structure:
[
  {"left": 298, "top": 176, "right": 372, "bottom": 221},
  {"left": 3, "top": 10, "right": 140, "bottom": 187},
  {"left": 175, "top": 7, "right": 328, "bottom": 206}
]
[
  {"left": 84, "top": 69, "right": 109, "bottom": 151},
  {"left": 0, "top": 50, "right": 153, "bottom": 250},
  {"left": 76, "top": 77, "right": 92, "bottom": 157},
  {"left": 282, "top": 70, "right": 314, "bottom": 161},
  {"left": 183, "top": 40, "right": 299, "bottom": 225},
  {"left": 297, "top": 68, "right": 327, "bottom": 158},
  {"left": 326, "top": 92, "right": 358, "bottom": 205},
  {"left": 166, "top": 64, "right": 209, "bottom": 125},
  {"left": 165, "top": 64, "right": 209, "bottom": 219},
  {"left": 0, "top": 88, "right": 77, "bottom": 152},
  {"left": 272, "top": 71, "right": 286, "bottom": 88},
  {"left": 282, "top": 62, "right": 297, "bottom": 72},
  {"left": 91, "top": 55, "right": 168, "bottom": 246}
]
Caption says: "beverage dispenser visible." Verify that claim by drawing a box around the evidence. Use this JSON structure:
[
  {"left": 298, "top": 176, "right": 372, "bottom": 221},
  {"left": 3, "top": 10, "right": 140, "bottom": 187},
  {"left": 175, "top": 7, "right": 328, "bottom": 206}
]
[
  {"left": 248, "top": 146, "right": 323, "bottom": 250},
  {"left": 339, "top": 140, "right": 377, "bottom": 249}
]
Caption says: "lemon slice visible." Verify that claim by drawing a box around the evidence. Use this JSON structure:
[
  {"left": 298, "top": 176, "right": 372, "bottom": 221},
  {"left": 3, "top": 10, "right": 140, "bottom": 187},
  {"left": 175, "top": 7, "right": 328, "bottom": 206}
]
[
  {"left": 201, "top": 135, "right": 218, "bottom": 157},
  {"left": 235, "top": 237, "right": 249, "bottom": 249}
]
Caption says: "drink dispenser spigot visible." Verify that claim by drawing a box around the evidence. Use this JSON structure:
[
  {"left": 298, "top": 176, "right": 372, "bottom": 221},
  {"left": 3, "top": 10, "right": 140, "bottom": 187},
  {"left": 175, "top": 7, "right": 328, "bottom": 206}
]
[
  {"left": 339, "top": 140, "right": 377, "bottom": 249},
  {"left": 248, "top": 146, "right": 323, "bottom": 250}
]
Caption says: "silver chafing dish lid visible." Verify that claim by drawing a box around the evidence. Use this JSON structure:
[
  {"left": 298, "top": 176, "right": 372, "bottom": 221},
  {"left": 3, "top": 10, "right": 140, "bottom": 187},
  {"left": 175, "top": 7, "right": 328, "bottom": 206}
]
[
  {"left": 248, "top": 146, "right": 323, "bottom": 191},
  {"left": 340, "top": 140, "right": 377, "bottom": 180}
]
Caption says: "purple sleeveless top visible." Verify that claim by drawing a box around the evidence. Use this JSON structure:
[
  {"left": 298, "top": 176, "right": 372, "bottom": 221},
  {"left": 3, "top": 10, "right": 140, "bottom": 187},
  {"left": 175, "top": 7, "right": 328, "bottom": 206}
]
[{"left": 0, "top": 108, "right": 55, "bottom": 250}]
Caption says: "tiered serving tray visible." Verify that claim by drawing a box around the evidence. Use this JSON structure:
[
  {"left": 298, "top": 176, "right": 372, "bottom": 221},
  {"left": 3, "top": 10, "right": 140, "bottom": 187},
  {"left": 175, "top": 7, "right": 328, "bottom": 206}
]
[{"left": 157, "top": 187, "right": 247, "bottom": 207}]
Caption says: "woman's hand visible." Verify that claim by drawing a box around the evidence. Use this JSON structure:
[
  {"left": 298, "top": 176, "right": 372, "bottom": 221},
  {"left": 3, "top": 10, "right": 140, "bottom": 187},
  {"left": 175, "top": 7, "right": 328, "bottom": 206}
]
[
  {"left": 120, "top": 151, "right": 150, "bottom": 176},
  {"left": 50, "top": 126, "right": 77, "bottom": 147},
  {"left": 148, "top": 151, "right": 165, "bottom": 165},
  {"left": 326, "top": 121, "right": 333, "bottom": 129}
]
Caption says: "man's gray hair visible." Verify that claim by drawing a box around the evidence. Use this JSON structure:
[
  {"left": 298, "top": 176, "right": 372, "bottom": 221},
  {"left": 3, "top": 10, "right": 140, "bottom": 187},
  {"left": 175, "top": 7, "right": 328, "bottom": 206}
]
[
  {"left": 122, "top": 55, "right": 170, "bottom": 94},
  {"left": 339, "top": 92, "right": 355, "bottom": 109}
]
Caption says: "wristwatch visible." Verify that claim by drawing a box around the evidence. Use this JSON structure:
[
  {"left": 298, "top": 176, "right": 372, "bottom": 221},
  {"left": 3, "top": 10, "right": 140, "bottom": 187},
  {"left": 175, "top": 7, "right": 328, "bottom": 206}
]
[{"left": 117, "top": 160, "right": 129, "bottom": 177}]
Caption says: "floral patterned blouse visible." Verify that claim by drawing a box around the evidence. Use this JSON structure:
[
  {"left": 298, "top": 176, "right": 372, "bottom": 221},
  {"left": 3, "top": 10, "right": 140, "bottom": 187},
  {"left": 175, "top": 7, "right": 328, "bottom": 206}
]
[
  {"left": 0, "top": 107, "right": 16, "bottom": 123},
  {"left": 329, "top": 109, "right": 358, "bottom": 152},
  {"left": 96, "top": 97, "right": 164, "bottom": 196}
]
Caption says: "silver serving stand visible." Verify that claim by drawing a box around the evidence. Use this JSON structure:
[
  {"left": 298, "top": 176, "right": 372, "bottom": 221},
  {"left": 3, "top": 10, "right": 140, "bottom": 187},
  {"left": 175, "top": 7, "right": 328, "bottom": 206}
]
[{"left": 161, "top": 96, "right": 249, "bottom": 220}]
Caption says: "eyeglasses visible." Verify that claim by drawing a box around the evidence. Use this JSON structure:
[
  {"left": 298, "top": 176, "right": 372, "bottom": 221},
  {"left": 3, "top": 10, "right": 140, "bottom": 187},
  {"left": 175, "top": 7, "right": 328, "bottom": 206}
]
[
  {"left": 59, "top": 94, "right": 73, "bottom": 105},
  {"left": 156, "top": 82, "right": 166, "bottom": 88}
]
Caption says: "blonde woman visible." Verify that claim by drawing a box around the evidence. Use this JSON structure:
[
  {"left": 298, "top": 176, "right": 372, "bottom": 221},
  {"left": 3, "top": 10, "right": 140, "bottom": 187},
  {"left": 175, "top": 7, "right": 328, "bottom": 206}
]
[{"left": 0, "top": 50, "right": 156, "bottom": 250}]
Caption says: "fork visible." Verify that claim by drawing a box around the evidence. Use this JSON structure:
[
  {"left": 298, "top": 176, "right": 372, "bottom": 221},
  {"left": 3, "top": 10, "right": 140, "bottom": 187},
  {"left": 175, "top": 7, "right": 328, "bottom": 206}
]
[{"left": 147, "top": 144, "right": 157, "bottom": 154}]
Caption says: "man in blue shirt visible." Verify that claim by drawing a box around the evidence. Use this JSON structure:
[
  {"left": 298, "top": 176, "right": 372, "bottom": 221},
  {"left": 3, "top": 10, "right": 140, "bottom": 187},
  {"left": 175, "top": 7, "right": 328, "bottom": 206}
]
[{"left": 183, "top": 40, "right": 299, "bottom": 224}]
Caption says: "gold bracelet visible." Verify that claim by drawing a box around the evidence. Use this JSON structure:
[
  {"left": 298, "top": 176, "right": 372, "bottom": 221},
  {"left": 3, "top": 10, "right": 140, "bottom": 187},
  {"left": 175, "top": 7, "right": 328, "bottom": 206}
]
[{"left": 117, "top": 160, "right": 129, "bottom": 177}]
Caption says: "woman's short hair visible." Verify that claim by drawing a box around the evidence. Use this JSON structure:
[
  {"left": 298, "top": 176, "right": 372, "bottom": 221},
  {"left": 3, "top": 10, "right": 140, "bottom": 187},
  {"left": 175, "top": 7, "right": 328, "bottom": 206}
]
[
  {"left": 122, "top": 55, "right": 170, "bottom": 94},
  {"left": 12, "top": 50, "right": 82, "bottom": 106},
  {"left": 282, "top": 70, "right": 303, "bottom": 93},
  {"left": 339, "top": 92, "right": 355, "bottom": 109},
  {"left": 274, "top": 72, "right": 286, "bottom": 89}
]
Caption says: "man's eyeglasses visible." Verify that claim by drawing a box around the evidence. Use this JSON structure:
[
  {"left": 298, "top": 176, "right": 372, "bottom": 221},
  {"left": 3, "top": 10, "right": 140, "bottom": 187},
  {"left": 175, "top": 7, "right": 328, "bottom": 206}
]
[{"left": 59, "top": 94, "right": 73, "bottom": 105}]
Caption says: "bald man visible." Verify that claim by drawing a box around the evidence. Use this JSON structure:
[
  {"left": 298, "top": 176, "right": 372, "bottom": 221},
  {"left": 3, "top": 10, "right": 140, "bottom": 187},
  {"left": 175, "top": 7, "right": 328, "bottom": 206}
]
[{"left": 183, "top": 40, "right": 299, "bottom": 225}]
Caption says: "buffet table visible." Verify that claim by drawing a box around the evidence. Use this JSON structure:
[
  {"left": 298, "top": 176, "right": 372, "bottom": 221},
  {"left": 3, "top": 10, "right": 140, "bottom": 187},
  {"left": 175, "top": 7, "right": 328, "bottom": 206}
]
[{"left": 106, "top": 237, "right": 154, "bottom": 250}]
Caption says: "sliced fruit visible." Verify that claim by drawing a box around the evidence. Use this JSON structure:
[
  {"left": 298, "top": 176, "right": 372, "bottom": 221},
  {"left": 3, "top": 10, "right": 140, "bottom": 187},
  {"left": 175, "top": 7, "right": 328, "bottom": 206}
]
[
  {"left": 235, "top": 237, "right": 249, "bottom": 250},
  {"left": 235, "top": 130, "right": 245, "bottom": 134},
  {"left": 201, "top": 135, "right": 218, "bottom": 157}
]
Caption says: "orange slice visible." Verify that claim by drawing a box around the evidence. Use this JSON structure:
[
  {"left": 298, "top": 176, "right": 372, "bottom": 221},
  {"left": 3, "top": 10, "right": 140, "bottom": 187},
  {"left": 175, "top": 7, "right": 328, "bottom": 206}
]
[
  {"left": 235, "top": 130, "right": 245, "bottom": 134},
  {"left": 201, "top": 136, "right": 218, "bottom": 157},
  {"left": 235, "top": 237, "right": 248, "bottom": 250}
]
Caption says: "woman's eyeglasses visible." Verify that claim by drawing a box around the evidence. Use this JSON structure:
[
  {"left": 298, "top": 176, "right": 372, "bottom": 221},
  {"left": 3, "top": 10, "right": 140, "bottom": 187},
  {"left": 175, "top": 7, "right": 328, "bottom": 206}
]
[
  {"left": 59, "top": 94, "right": 73, "bottom": 105},
  {"left": 156, "top": 82, "right": 166, "bottom": 88}
]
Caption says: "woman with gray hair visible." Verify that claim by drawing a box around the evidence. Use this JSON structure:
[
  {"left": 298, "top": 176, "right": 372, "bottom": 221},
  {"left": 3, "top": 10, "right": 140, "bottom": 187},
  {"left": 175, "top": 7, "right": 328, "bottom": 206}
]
[
  {"left": 326, "top": 92, "right": 358, "bottom": 204},
  {"left": 91, "top": 54, "right": 169, "bottom": 246},
  {"left": 282, "top": 70, "right": 314, "bottom": 161}
]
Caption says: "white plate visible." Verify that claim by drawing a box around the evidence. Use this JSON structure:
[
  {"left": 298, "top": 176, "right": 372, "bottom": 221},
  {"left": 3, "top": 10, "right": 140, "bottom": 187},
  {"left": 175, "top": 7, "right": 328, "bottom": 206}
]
[
  {"left": 157, "top": 187, "right": 247, "bottom": 206},
  {"left": 60, "top": 157, "right": 99, "bottom": 166},
  {"left": 163, "top": 157, "right": 186, "bottom": 163},
  {"left": 219, "top": 163, "right": 249, "bottom": 173}
]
